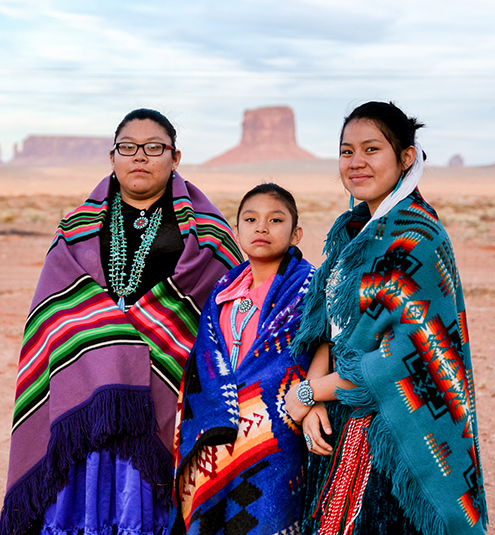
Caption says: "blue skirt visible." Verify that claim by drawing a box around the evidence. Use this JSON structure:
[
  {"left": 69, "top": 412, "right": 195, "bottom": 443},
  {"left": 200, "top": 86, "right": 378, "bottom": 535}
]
[
  {"left": 41, "top": 449, "right": 169, "bottom": 535},
  {"left": 302, "top": 402, "right": 422, "bottom": 535}
]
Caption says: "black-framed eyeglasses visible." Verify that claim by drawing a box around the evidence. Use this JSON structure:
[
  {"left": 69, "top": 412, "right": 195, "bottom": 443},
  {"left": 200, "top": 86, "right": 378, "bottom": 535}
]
[{"left": 114, "top": 142, "right": 175, "bottom": 157}]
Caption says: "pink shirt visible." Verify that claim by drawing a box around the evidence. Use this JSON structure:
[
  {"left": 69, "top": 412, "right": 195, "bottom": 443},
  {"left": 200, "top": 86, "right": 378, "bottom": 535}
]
[{"left": 216, "top": 266, "right": 275, "bottom": 369}]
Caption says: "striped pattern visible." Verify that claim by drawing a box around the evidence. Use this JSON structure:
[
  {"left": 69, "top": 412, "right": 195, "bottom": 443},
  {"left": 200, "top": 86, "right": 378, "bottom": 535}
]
[
  {"left": 1, "top": 173, "right": 242, "bottom": 535},
  {"left": 13, "top": 275, "right": 144, "bottom": 432},
  {"left": 174, "top": 196, "right": 243, "bottom": 268},
  {"left": 127, "top": 279, "right": 200, "bottom": 395},
  {"left": 50, "top": 199, "right": 108, "bottom": 250}
]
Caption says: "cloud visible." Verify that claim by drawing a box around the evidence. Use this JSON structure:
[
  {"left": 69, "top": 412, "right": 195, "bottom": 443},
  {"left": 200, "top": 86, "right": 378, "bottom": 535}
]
[{"left": 0, "top": 0, "right": 494, "bottom": 164}]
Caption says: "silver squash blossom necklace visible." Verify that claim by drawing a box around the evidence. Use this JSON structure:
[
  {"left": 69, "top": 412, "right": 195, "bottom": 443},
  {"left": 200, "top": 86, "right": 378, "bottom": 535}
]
[{"left": 109, "top": 191, "right": 163, "bottom": 312}]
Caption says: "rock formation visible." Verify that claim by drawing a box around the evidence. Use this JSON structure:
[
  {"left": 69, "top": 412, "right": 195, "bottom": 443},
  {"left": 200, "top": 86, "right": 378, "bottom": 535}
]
[
  {"left": 448, "top": 154, "right": 464, "bottom": 167},
  {"left": 204, "top": 106, "right": 315, "bottom": 165},
  {"left": 9, "top": 136, "right": 113, "bottom": 166}
]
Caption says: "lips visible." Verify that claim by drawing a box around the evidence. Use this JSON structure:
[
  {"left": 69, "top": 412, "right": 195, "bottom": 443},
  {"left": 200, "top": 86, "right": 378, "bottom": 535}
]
[
  {"left": 349, "top": 174, "right": 371, "bottom": 181},
  {"left": 252, "top": 238, "right": 270, "bottom": 245},
  {"left": 131, "top": 168, "right": 149, "bottom": 174}
]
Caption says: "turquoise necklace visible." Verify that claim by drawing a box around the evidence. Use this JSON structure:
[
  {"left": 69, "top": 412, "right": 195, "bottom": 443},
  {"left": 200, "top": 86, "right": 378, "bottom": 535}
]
[
  {"left": 109, "top": 191, "right": 163, "bottom": 312},
  {"left": 229, "top": 298, "right": 257, "bottom": 370}
]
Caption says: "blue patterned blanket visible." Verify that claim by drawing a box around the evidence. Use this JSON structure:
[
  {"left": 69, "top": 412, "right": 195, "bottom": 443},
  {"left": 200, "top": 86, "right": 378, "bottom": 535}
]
[{"left": 172, "top": 246, "right": 315, "bottom": 535}]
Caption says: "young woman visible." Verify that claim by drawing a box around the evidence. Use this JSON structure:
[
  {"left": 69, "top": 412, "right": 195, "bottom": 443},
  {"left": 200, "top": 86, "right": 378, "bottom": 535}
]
[
  {"left": 285, "top": 102, "right": 488, "bottom": 535},
  {"left": 172, "top": 184, "right": 315, "bottom": 535}
]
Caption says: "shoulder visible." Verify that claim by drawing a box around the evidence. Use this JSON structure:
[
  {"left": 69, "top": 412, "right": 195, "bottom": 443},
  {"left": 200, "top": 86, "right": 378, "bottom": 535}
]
[
  {"left": 210, "top": 260, "right": 251, "bottom": 296},
  {"left": 376, "top": 190, "right": 449, "bottom": 249},
  {"left": 172, "top": 172, "right": 224, "bottom": 220},
  {"left": 369, "top": 191, "right": 456, "bottom": 279}
]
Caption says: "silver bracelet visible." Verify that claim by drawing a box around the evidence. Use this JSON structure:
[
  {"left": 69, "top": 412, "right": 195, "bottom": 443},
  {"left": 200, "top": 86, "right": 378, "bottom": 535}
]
[{"left": 296, "top": 379, "right": 315, "bottom": 406}]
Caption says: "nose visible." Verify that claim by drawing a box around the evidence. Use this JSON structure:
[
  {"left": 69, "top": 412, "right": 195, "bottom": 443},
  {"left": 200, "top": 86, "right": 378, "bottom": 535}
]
[
  {"left": 350, "top": 151, "right": 365, "bottom": 168},
  {"left": 255, "top": 221, "right": 268, "bottom": 233},
  {"left": 133, "top": 146, "right": 148, "bottom": 160}
]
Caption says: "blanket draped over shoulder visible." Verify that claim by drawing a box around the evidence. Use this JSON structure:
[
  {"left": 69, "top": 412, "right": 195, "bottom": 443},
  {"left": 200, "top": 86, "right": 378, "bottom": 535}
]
[
  {"left": 1, "top": 172, "right": 243, "bottom": 535},
  {"left": 292, "top": 190, "right": 488, "bottom": 535},
  {"left": 172, "top": 247, "right": 315, "bottom": 535}
]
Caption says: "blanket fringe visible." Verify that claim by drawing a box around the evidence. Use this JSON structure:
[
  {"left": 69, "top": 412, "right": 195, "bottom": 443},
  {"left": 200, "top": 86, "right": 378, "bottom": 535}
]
[{"left": 1, "top": 386, "right": 174, "bottom": 535}]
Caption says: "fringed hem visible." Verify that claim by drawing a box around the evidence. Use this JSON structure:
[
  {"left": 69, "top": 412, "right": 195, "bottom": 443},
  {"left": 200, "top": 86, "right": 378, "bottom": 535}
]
[
  {"left": 40, "top": 522, "right": 169, "bottom": 535},
  {"left": 1, "top": 386, "right": 174, "bottom": 535},
  {"left": 366, "top": 413, "right": 447, "bottom": 535},
  {"left": 290, "top": 258, "right": 333, "bottom": 357}
]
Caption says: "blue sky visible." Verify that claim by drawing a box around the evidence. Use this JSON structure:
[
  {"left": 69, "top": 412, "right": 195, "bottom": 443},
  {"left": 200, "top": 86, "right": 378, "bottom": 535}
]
[{"left": 1, "top": 0, "right": 494, "bottom": 165}]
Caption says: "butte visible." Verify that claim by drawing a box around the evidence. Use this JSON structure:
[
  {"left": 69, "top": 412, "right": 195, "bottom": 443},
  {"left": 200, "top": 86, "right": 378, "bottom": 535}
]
[{"left": 204, "top": 106, "right": 315, "bottom": 165}]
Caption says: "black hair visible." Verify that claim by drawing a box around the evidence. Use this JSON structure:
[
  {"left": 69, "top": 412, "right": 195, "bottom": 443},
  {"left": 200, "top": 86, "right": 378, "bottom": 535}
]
[
  {"left": 112, "top": 108, "right": 177, "bottom": 155},
  {"left": 236, "top": 183, "right": 299, "bottom": 230},
  {"left": 340, "top": 101, "right": 426, "bottom": 170}
]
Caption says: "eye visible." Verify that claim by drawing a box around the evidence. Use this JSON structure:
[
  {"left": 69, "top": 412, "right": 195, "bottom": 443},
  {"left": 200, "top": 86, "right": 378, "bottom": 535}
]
[
  {"left": 271, "top": 218, "right": 283, "bottom": 223},
  {"left": 244, "top": 217, "right": 256, "bottom": 223},
  {"left": 366, "top": 146, "right": 378, "bottom": 152},
  {"left": 340, "top": 149, "right": 352, "bottom": 156}
]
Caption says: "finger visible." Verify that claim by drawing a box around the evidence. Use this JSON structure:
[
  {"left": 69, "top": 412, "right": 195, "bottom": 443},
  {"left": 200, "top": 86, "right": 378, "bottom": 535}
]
[
  {"left": 310, "top": 442, "right": 333, "bottom": 456},
  {"left": 306, "top": 419, "right": 332, "bottom": 453},
  {"left": 318, "top": 408, "right": 332, "bottom": 436},
  {"left": 312, "top": 432, "right": 333, "bottom": 454},
  {"left": 303, "top": 432, "right": 315, "bottom": 452}
]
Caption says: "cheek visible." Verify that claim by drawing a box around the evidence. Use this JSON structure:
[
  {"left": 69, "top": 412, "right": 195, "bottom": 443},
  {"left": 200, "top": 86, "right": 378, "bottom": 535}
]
[{"left": 339, "top": 159, "right": 349, "bottom": 178}]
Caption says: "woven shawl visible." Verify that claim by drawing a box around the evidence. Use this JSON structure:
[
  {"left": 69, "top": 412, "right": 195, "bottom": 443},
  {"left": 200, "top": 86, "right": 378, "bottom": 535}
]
[
  {"left": 292, "top": 190, "right": 488, "bottom": 535},
  {"left": 172, "top": 247, "right": 315, "bottom": 535},
  {"left": 1, "top": 172, "right": 243, "bottom": 535}
]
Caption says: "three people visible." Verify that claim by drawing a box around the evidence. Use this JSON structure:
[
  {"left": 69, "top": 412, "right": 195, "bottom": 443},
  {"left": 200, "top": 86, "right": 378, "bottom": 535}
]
[
  {"left": 1, "top": 109, "right": 242, "bottom": 534},
  {"left": 173, "top": 184, "right": 314, "bottom": 534},
  {"left": 285, "top": 101, "right": 487, "bottom": 535},
  {"left": 1, "top": 101, "right": 488, "bottom": 535}
]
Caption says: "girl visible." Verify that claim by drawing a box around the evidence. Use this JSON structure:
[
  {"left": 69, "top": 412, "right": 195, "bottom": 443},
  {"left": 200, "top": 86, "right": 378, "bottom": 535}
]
[
  {"left": 285, "top": 102, "right": 487, "bottom": 535},
  {"left": 172, "top": 184, "right": 315, "bottom": 535}
]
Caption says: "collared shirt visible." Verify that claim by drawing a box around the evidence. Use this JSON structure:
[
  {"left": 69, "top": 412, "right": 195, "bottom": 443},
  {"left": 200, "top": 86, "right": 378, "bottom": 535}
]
[{"left": 216, "top": 266, "right": 275, "bottom": 369}]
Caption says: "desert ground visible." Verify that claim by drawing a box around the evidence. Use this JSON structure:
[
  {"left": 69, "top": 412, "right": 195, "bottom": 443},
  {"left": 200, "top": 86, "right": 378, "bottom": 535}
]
[{"left": 0, "top": 160, "right": 494, "bottom": 531}]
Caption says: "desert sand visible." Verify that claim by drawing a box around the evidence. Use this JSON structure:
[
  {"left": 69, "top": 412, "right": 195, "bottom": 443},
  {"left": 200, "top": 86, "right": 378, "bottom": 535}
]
[{"left": 0, "top": 160, "right": 493, "bottom": 531}]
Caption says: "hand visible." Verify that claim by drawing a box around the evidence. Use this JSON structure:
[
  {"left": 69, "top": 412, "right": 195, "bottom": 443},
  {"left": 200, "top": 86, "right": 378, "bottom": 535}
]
[
  {"left": 284, "top": 382, "right": 311, "bottom": 424},
  {"left": 302, "top": 403, "right": 333, "bottom": 456}
]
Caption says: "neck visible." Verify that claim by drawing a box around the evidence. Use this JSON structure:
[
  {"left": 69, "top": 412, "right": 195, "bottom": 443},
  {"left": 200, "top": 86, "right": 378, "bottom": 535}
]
[
  {"left": 249, "top": 259, "right": 281, "bottom": 289},
  {"left": 120, "top": 189, "right": 166, "bottom": 210}
]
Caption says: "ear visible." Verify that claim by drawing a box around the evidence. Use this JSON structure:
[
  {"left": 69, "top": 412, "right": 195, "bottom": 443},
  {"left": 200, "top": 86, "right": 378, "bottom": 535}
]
[
  {"left": 110, "top": 150, "right": 116, "bottom": 171},
  {"left": 290, "top": 226, "right": 303, "bottom": 246},
  {"left": 401, "top": 145, "right": 416, "bottom": 171},
  {"left": 234, "top": 223, "right": 239, "bottom": 242},
  {"left": 172, "top": 149, "right": 182, "bottom": 171}
]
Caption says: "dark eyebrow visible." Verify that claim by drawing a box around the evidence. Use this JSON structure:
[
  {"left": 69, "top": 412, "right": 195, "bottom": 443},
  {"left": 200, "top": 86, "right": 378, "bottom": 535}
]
[
  {"left": 340, "top": 138, "right": 384, "bottom": 146},
  {"left": 118, "top": 136, "right": 167, "bottom": 142},
  {"left": 241, "top": 209, "right": 288, "bottom": 216}
]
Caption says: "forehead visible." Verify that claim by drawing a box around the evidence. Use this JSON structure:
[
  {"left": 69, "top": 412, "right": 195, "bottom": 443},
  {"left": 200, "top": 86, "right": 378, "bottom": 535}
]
[
  {"left": 240, "top": 193, "right": 289, "bottom": 213},
  {"left": 117, "top": 119, "right": 170, "bottom": 141},
  {"left": 341, "top": 118, "right": 387, "bottom": 143}
]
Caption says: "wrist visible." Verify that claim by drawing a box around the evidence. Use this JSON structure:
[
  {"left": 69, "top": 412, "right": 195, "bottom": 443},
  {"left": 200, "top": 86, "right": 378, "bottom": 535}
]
[{"left": 296, "top": 379, "right": 315, "bottom": 406}]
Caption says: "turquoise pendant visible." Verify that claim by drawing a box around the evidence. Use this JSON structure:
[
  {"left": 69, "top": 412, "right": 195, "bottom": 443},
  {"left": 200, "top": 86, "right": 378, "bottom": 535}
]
[{"left": 118, "top": 296, "right": 126, "bottom": 312}]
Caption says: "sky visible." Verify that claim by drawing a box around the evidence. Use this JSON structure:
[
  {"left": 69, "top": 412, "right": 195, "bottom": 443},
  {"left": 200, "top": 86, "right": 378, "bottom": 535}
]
[{"left": 0, "top": 0, "right": 494, "bottom": 166}]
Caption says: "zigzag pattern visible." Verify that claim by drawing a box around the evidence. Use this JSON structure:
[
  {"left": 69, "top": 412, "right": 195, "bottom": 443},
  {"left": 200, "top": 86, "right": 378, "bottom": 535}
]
[{"left": 221, "top": 383, "right": 239, "bottom": 426}]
